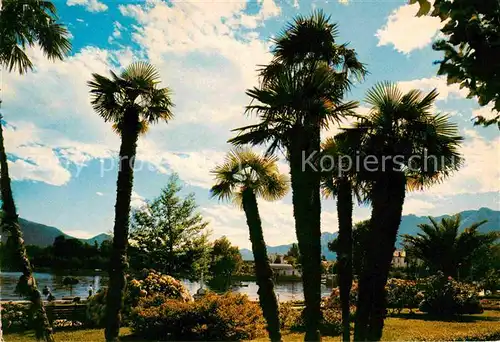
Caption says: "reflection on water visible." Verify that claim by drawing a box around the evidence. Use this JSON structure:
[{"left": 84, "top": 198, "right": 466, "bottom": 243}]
[{"left": 0, "top": 272, "right": 335, "bottom": 302}]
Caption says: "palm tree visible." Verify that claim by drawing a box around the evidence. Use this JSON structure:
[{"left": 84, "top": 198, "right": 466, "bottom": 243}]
[
  {"left": 321, "top": 133, "right": 368, "bottom": 342},
  {"left": 231, "top": 12, "right": 365, "bottom": 340},
  {"left": 88, "top": 62, "right": 174, "bottom": 342},
  {"left": 351, "top": 82, "right": 463, "bottom": 341},
  {"left": 0, "top": 1, "right": 71, "bottom": 341},
  {"left": 211, "top": 148, "right": 288, "bottom": 342},
  {"left": 403, "top": 215, "right": 499, "bottom": 278}
]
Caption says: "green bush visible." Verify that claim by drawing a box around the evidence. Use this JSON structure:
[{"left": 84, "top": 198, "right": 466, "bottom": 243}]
[
  {"left": 86, "top": 270, "right": 192, "bottom": 327},
  {"left": 419, "top": 272, "right": 483, "bottom": 316},
  {"left": 278, "top": 302, "right": 301, "bottom": 330},
  {"left": 0, "top": 302, "right": 31, "bottom": 333},
  {"left": 386, "top": 278, "right": 423, "bottom": 314},
  {"left": 130, "top": 292, "right": 266, "bottom": 341},
  {"left": 289, "top": 307, "right": 342, "bottom": 336}
]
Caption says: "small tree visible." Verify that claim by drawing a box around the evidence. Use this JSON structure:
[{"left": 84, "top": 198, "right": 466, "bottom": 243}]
[
  {"left": 62, "top": 277, "right": 79, "bottom": 296},
  {"left": 129, "top": 174, "right": 211, "bottom": 281},
  {"left": 208, "top": 236, "right": 243, "bottom": 291}
]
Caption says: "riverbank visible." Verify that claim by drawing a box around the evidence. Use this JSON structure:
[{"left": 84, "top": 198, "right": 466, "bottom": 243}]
[{"left": 5, "top": 310, "right": 500, "bottom": 342}]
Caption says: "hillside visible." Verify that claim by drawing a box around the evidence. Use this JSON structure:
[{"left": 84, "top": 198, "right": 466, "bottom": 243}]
[
  {"left": 240, "top": 207, "right": 500, "bottom": 260},
  {"left": 0, "top": 218, "right": 110, "bottom": 247}
]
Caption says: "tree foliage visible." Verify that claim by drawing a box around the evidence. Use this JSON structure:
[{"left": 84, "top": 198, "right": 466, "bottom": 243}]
[
  {"left": 403, "top": 214, "right": 499, "bottom": 279},
  {"left": 130, "top": 174, "right": 211, "bottom": 281},
  {"left": 410, "top": 0, "right": 500, "bottom": 128},
  {"left": 208, "top": 236, "right": 243, "bottom": 290}
]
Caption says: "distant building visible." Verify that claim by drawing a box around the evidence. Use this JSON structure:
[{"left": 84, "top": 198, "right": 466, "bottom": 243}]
[
  {"left": 392, "top": 249, "right": 407, "bottom": 268},
  {"left": 268, "top": 254, "right": 301, "bottom": 276},
  {"left": 269, "top": 263, "right": 301, "bottom": 277}
]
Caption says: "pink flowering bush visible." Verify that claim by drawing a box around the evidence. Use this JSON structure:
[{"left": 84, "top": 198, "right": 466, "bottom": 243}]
[
  {"left": 130, "top": 292, "right": 266, "bottom": 340},
  {"left": 419, "top": 272, "right": 483, "bottom": 316},
  {"left": 386, "top": 278, "right": 423, "bottom": 314},
  {"left": 86, "top": 270, "right": 192, "bottom": 327}
]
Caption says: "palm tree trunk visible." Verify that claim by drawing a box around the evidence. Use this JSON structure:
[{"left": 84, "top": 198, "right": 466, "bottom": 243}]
[
  {"left": 354, "top": 172, "right": 406, "bottom": 341},
  {"left": 241, "top": 189, "right": 282, "bottom": 342},
  {"left": 289, "top": 126, "right": 322, "bottom": 341},
  {"left": 105, "top": 111, "right": 140, "bottom": 342},
  {"left": 0, "top": 117, "right": 54, "bottom": 342},
  {"left": 336, "top": 178, "right": 353, "bottom": 342}
]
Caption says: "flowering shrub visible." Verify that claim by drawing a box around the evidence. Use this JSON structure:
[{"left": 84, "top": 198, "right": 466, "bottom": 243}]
[
  {"left": 130, "top": 292, "right": 266, "bottom": 340},
  {"left": 386, "top": 279, "right": 423, "bottom": 314},
  {"left": 128, "top": 270, "right": 192, "bottom": 304},
  {"left": 278, "top": 302, "right": 301, "bottom": 330},
  {"left": 419, "top": 272, "right": 483, "bottom": 316},
  {"left": 0, "top": 302, "right": 31, "bottom": 332},
  {"left": 325, "top": 282, "right": 358, "bottom": 309},
  {"left": 289, "top": 307, "right": 343, "bottom": 336},
  {"left": 86, "top": 288, "right": 108, "bottom": 327},
  {"left": 86, "top": 271, "right": 192, "bottom": 327}
]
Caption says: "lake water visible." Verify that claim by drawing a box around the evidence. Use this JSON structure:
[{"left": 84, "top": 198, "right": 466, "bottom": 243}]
[{"left": 0, "top": 272, "right": 335, "bottom": 302}]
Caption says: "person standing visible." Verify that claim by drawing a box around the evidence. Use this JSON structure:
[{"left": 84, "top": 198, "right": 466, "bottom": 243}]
[{"left": 88, "top": 284, "right": 93, "bottom": 298}]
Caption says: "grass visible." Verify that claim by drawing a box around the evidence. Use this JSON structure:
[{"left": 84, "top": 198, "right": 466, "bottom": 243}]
[
  {"left": 3, "top": 328, "right": 133, "bottom": 342},
  {"left": 4, "top": 311, "right": 500, "bottom": 341}
]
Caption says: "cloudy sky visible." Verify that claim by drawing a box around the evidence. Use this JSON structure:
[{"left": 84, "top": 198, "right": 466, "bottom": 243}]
[{"left": 2, "top": 0, "right": 499, "bottom": 249}]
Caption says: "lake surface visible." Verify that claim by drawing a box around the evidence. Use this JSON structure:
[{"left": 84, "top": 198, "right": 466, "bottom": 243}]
[{"left": 0, "top": 272, "right": 335, "bottom": 302}]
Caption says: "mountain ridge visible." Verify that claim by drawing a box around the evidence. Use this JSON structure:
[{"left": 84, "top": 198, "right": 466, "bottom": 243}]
[
  {"left": 1, "top": 208, "right": 498, "bottom": 259},
  {"left": 0, "top": 219, "right": 110, "bottom": 247},
  {"left": 240, "top": 207, "right": 500, "bottom": 260}
]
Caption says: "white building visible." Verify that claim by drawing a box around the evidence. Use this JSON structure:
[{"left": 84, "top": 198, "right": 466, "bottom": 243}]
[
  {"left": 392, "top": 249, "right": 407, "bottom": 268},
  {"left": 269, "top": 263, "right": 301, "bottom": 277}
]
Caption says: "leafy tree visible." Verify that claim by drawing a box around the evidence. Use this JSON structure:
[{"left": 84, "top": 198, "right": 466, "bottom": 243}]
[
  {"left": 211, "top": 148, "right": 289, "bottom": 342},
  {"left": 208, "top": 236, "right": 243, "bottom": 291},
  {"left": 0, "top": 1, "right": 71, "bottom": 340},
  {"left": 351, "top": 82, "right": 463, "bottom": 341},
  {"left": 410, "top": 0, "right": 500, "bottom": 128},
  {"left": 403, "top": 215, "right": 499, "bottom": 279},
  {"left": 230, "top": 12, "right": 365, "bottom": 340},
  {"left": 88, "top": 62, "right": 174, "bottom": 342},
  {"left": 129, "top": 174, "right": 211, "bottom": 281}
]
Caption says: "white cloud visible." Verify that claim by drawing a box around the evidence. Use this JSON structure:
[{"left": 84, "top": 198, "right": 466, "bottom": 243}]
[
  {"left": 472, "top": 104, "right": 499, "bottom": 121},
  {"left": 66, "top": 0, "right": 108, "bottom": 12},
  {"left": 422, "top": 129, "right": 500, "bottom": 196},
  {"left": 376, "top": 2, "right": 442, "bottom": 54},
  {"left": 131, "top": 191, "right": 147, "bottom": 209},
  {"left": 96, "top": 192, "right": 104, "bottom": 196},
  {"left": 403, "top": 198, "right": 435, "bottom": 215},
  {"left": 397, "top": 76, "right": 468, "bottom": 102},
  {"left": 63, "top": 229, "right": 96, "bottom": 239}
]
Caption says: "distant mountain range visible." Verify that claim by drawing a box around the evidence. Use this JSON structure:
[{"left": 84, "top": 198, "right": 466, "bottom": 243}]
[
  {"left": 0, "top": 218, "right": 111, "bottom": 247},
  {"left": 240, "top": 207, "right": 500, "bottom": 260},
  {"left": 1, "top": 208, "right": 498, "bottom": 258}
]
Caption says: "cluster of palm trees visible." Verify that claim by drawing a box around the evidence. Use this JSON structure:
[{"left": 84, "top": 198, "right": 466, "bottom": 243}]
[
  {"left": 210, "top": 11, "right": 463, "bottom": 342},
  {"left": 0, "top": 1, "right": 465, "bottom": 342}
]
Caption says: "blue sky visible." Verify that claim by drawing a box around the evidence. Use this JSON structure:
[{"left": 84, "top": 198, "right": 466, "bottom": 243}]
[{"left": 1, "top": 0, "right": 499, "bottom": 249}]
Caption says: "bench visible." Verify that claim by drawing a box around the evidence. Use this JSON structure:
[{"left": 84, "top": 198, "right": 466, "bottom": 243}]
[{"left": 45, "top": 303, "right": 87, "bottom": 328}]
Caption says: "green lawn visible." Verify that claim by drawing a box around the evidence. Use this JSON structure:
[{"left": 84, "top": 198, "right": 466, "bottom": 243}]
[{"left": 4, "top": 311, "right": 500, "bottom": 341}]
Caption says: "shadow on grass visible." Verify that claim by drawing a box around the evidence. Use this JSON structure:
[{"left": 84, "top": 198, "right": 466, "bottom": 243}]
[{"left": 388, "top": 312, "right": 500, "bottom": 323}]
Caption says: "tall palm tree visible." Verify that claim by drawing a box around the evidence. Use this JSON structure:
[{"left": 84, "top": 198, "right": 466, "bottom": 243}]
[
  {"left": 230, "top": 61, "right": 358, "bottom": 340},
  {"left": 0, "top": 1, "right": 71, "bottom": 341},
  {"left": 211, "top": 148, "right": 288, "bottom": 342},
  {"left": 88, "top": 62, "right": 174, "bottom": 342},
  {"left": 351, "top": 82, "right": 463, "bottom": 341},
  {"left": 231, "top": 12, "right": 365, "bottom": 340},
  {"left": 403, "top": 215, "right": 499, "bottom": 278},
  {"left": 321, "top": 133, "right": 368, "bottom": 342}
]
